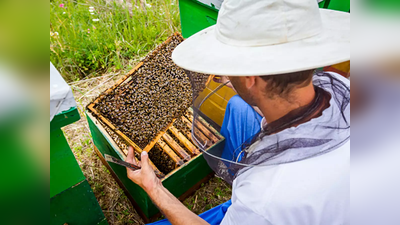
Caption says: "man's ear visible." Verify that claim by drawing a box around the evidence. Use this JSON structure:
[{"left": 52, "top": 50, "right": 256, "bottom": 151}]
[{"left": 245, "top": 76, "right": 256, "bottom": 90}]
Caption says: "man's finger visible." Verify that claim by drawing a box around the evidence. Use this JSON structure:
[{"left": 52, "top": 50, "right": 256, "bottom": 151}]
[
  {"left": 126, "top": 146, "right": 135, "bottom": 164},
  {"left": 140, "top": 151, "right": 151, "bottom": 171}
]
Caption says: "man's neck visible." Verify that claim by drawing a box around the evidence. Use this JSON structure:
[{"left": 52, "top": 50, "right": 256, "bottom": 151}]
[{"left": 257, "top": 83, "right": 316, "bottom": 124}]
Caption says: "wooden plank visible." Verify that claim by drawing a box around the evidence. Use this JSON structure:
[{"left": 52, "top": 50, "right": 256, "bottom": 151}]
[
  {"left": 143, "top": 119, "right": 176, "bottom": 153},
  {"left": 162, "top": 133, "right": 191, "bottom": 161},
  {"left": 88, "top": 112, "right": 164, "bottom": 178},
  {"left": 185, "top": 110, "right": 219, "bottom": 144},
  {"left": 157, "top": 140, "right": 184, "bottom": 166},
  {"left": 187, "top": 108, "right": 223, "bottom": 139},
  {"left": 88, "top": 105, "right": 143, "bottom": 153},
  {"left": 192, "top": 128, "right": 212, "bottom": 149},
  {"left": 197, "top": 116, "right": 224, "bottom": 139},
  {"left": 181, "top": 116, "right": 193, "bottom": 130},
  {"left": 87, "top": 111, "right": 132, "bottom": 158},
  {"left": 180, "top": 116, "right": 211, "bottom": 148},
  {"left": 169, "top": 126, "right": 200, "bottom": 155},
  {"left": 193, "top": 120, "right": 219, "bottom": 144},
  {"left": 184, "top": 110, "right": 193, "bottom": 122},
  {"left": 179, "top": 128, "right": 194, "bottom": 143}
]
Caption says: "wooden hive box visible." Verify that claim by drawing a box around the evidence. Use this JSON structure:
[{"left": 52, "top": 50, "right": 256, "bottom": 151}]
[{"left": 86, "top": 33, "right": 225, "bottom": 221}]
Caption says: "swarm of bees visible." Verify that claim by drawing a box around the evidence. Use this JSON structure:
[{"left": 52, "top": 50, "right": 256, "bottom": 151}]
[
  {"left": 185, "top": 70, "right": 210, "bottom": 101},
  {"left": 93, "top": 34, "right": 209, "bottom": 150},
  {"left": 148, "top": 145, "right": 175, "bottom": 174},
  {"left": 173, "top": 117, "right": 191, "bottom": 137}
]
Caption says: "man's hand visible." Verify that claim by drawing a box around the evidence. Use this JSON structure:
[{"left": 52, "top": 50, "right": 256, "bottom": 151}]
[
  {"left": 125, "top": 146, "right": 209, "bottom": 225},
  {"left": 125, "top": 146, "right": 161, "bottom": 194}
]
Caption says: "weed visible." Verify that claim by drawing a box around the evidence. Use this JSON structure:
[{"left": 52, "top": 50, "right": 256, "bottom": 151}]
[
  {"left": 123, "top": 209, "right": 129, "bottom": 215},
  {"left": 215, "top": 187, "right": 222, "bottom": 197},
  {"left": 50, "top": 0, "right": 181, "bottom": 82}
]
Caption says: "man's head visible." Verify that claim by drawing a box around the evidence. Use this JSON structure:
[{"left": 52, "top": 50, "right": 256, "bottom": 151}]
[{"left": 228, "top": 70, "right": 315, "bottom": 106}]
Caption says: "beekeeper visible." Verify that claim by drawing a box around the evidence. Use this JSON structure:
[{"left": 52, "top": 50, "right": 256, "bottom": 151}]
[{"left": 125, "top": 0, "right": 350, "bottom": 224}]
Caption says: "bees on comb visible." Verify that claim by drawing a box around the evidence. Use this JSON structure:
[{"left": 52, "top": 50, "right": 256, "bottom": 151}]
[{"left": 94, "top": 35, "right": 196, "bottom": 149}]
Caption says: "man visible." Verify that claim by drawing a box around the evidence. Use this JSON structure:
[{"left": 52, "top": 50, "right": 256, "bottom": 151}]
[{"left": 126, "top": 0, "right": 350, "bottom": 224}]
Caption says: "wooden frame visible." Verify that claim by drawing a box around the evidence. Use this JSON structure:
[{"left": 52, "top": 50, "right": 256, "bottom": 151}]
[
  {"left": 86, "top": 32, "right": 221, "bottom": 178},
  {"left": 87, "top": 32, "right": 185, "bottom": 155}
]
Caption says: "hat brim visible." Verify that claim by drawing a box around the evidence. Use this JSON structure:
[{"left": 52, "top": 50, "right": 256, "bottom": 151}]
[{"left": 172, "top": 9, "right": 350, "bottom": 76}]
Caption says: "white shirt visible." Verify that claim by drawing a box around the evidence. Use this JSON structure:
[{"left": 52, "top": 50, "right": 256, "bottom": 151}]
[
  {"left": 220, "top": 72, "right": 350, "bottom": 224},
  {"left": 221, "top": 140, "right": 350, "bottom": 225}
]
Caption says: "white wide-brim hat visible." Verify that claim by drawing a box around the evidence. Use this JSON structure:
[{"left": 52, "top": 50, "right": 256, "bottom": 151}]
[{"left": 172, "top": 0, "right": 350, "bottom": 76}]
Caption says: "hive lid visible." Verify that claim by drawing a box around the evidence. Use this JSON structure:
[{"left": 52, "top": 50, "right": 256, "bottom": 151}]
[{"left": 50, "top": 62, "right": 77, "bottom": 121}]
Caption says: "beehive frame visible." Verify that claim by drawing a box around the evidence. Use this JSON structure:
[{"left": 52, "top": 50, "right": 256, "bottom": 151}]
[
  {"left": 87, "top": 32, "right": 220, "bottom": 176},
  {"left": 87, "top": 33, "right": 183, "bottom": 155},
  {"left": 86, "top": 108, "right": 225, "bottom": 221},
  {"left": 87, "top": 106, "right": 223, "bottom": 179}
]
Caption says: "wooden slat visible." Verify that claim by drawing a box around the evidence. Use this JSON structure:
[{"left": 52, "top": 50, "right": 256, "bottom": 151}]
[
  {"left": 184, "top": 110, "right": 193, "bottom": 122},
  {"left": 194, "top": 120, "right": 219, "bottom": 144},
  {"left": 181, "top": 116, "right": 193, "bottom": 130},
  {"left": 183, "top": 112, "right": 218, "bottom": 146},
  {"left": 185, "top": 112, "right": 219, "bottom": 144},
  {"left": 179, "top": 130, "right": 207, "bottom": 150},
  {"left": 180, "top": 116, "right": 211, "bottom": 148},
  {"left": 192, "top": 128, "right": 212, "bottom": 149},
  {"left": 87, "top": 112, "right": 129, "bottom": 158},
  {"left": 169, "top": 126, "right": 200, "bottom": 155},
  {"left": 187, "top": 108, "right": 223, "bottom": 139},
  {"left": 157, "top": 140, "right": 184, "bottom": 166},
  {"left": 179, "top": 128, "right": 194, "bottom": 143},
  {"left": 87, "top": 105, "right": 143, "bottom": 153},
  {"left": 143, "top": 119, "right": 176, "bottom": 153},
  {"left": 197, "top": 117, "right": 223, "bottom": 139},
  {"left": 162, "top": 133, "right": 191, "bottom": 161},
  {"left": 88, "top": 112, "right": 164, "bottom": 178}
]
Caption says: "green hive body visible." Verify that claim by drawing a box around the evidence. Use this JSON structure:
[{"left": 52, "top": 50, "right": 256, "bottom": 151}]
[{"left": 51, "top": 107, "right": 108, "bottom": 225}]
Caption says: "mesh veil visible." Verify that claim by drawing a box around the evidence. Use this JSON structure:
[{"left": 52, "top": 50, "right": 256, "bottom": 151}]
[{"left": 185, "top": 70, "right": 350, "bottom": 184}]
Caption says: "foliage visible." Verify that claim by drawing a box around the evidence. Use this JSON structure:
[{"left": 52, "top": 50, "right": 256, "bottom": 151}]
[{"left": 50, "top": 0, "right": 181, "bottom": 82}]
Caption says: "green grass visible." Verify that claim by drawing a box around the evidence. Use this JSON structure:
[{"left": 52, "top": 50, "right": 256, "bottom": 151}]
[{"left": 50, "top": 0, "right": 181, "bottom": 82}]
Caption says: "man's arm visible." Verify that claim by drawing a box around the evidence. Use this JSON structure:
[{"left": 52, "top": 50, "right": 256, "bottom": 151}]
[{"left": 125, "top": 147, "right": 209, "bottom": 225}]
